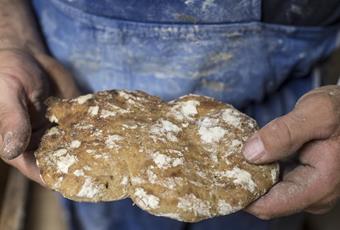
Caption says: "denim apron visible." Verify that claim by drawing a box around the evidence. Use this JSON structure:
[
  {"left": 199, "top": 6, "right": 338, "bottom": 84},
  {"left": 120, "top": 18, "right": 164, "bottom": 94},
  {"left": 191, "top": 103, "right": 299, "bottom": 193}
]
[{"left": 31, "top": 0, "right": 340, "bottom": 230}]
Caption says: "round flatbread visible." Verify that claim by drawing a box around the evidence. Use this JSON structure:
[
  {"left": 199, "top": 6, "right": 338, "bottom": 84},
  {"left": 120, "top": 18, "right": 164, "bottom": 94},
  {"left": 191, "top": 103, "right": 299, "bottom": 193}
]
[{"left": 35, "top": 90, "right": 279, "bottom": 221}]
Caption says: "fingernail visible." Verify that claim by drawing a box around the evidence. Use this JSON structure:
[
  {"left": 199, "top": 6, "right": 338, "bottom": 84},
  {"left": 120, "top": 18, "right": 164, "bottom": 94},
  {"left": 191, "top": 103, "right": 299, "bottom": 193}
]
[
  {"left": 243, "top": 134, "right": 265, "bottom": 162},
  {"left": 1, "top": 132, "right": 23, "bottom": 160}
]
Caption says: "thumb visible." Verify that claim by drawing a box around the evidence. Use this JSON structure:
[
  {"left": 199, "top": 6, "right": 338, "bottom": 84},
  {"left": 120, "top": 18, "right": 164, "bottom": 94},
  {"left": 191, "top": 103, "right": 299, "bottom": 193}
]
[
  {"left": 242, "top": 90, "right": 339, "bottom": 163},
  {"left": 0, "top": 76, "right": 31, "bottom": 160}
]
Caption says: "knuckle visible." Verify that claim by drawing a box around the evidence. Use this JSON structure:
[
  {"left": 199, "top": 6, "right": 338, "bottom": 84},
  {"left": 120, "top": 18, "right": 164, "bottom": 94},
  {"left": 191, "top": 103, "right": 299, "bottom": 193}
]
[
  {"left": 267, "top": 117, "right": 294, "bottom": 151},
  {"left": 278, "top": 118, "right": 294, "bottom": 147},
  {"left": 300, "top": 92, "right": 338, "bottom": 136},
  {"left": 0, "top": 49, "right": 42, "bottom": 85},
  {"left": 0, "top": 74, "right": 23, "bottom": 92},
  {"left": 317, "top": 95, "right": 338, "bottom": 132},
  {"left": 0, "top": 49, "right": 27, "bottom": 69}
]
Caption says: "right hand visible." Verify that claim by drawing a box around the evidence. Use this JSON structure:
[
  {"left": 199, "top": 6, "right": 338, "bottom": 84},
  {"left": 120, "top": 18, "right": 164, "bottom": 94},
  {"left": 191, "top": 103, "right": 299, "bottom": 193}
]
[{"left": 0, "top": 48, "right": 80, "bottom": 185}]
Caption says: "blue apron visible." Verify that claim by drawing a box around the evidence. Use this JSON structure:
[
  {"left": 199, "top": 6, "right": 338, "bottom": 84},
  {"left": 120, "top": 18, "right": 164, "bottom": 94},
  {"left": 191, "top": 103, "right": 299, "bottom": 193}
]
[{"left": 31, "top": 0, "right": 340, "bottom": 229}]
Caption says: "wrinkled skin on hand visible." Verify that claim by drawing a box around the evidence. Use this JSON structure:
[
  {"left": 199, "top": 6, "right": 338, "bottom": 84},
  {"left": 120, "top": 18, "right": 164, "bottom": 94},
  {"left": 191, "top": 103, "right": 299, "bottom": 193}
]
[
  {"left": 243, "top": 85, "right": 340, "bottom": 219},
  {"left": 0, "top": 49, "right": 79, "bottom": 184}
]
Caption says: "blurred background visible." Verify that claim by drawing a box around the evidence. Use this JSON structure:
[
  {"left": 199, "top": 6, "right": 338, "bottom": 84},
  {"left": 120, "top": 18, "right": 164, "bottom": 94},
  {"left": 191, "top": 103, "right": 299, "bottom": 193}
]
[
  {"left": 1, "top": 48, "right": 340, "bottom": 230},
  {"left": 0, "top": 162, "right": 66, "bottom": 230}
]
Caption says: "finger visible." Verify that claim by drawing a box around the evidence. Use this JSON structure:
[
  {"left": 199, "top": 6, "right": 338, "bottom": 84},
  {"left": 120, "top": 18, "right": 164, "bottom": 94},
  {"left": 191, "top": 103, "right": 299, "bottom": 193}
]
[
  {"left": 245, "top": 139, "right": 339, "bottom": 220},
  {"left": 243, "top": 89, "right": 339, "bottom": 163},
  {"left": 0, "top": 75, "right": 31, "bottom": 160},
  {"left": 4, "top": 151, "right": 44, "bottom": 185},
  {"left": 0, "top": 49, "right": 48, "bottom": 134},
  {"left": 246, "top": 165, "right": 318, "bottom": 220},
  {"left": 34, "top": 53, "right": 81, "bottom": 99}
]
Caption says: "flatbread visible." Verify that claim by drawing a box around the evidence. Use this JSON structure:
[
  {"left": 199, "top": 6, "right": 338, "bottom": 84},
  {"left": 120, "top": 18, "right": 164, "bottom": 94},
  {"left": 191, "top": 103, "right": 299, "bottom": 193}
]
[{"left": 35, "top": 90, "right": 279, "bottom": 221}]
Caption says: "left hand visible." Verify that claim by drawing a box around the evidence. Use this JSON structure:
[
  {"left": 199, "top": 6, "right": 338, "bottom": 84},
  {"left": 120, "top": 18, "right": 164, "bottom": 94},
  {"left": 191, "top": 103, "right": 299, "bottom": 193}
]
[
  {"left": 0, "top": 49, "right": 80, "bottom": 185},
  {"left": 243, "top": 85, "right": 340, "bottom": 219}
]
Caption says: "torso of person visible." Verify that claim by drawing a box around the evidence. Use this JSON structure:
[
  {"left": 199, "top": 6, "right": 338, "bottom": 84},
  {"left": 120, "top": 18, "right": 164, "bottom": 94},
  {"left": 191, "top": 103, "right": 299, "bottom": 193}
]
[
  {"left": 32, "top": 0, "right": 340, "bottom": 126},
  {"left": 30, "top": 1, "right": 340, "bottom": 230}
]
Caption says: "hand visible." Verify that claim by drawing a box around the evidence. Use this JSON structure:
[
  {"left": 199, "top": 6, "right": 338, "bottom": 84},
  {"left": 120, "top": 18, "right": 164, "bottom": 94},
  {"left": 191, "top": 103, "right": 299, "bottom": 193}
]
[
  {"left": 243, "top": 86, "right": 340, "bottom": 219},
  {"left": 0, "top": 48, "right": 80, "bottom": 185}
]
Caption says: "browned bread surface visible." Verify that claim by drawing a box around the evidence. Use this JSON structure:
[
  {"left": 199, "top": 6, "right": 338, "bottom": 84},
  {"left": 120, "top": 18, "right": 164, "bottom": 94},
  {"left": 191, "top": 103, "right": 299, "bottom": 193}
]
[{"left": 35, "top": 90, "right": 279, "bottom": 222}]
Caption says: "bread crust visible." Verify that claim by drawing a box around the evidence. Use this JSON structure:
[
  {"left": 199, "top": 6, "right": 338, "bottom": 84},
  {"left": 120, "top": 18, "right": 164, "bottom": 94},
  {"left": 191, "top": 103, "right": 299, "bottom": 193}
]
[{"left": 35, "top": 90, "right": 279, "bottom": 222}]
